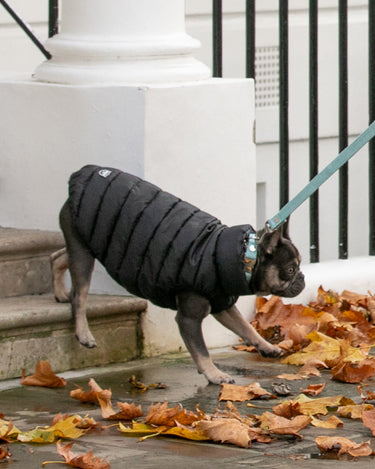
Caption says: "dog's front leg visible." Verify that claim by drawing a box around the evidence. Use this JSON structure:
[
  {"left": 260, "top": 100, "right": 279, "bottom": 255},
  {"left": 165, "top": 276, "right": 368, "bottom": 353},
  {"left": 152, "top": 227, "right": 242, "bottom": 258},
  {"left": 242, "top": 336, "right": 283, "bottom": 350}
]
[
  {"left": 176, "top": 292, "right": 235, "bottom": 384},
  {"left": 214, "top": 305, "right": 282, "bottom": 357}
]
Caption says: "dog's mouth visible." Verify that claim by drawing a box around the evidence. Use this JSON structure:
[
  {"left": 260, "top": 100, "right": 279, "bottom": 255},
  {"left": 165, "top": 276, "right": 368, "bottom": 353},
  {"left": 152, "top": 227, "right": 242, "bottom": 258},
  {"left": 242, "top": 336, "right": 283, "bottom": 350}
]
[{"left": 276, "top": 272, "right": 305, "bottom": 298}]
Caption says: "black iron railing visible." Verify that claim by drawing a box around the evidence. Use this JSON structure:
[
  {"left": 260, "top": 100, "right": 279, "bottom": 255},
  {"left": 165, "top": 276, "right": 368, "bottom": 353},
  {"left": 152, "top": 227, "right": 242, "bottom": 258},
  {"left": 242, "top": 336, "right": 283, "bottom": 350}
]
[
  {"left": 0, "top": 0, "right": 58, "bottom": 59},
  {"left": 213, "top": 1, "right": 374, "bottom": 262}
]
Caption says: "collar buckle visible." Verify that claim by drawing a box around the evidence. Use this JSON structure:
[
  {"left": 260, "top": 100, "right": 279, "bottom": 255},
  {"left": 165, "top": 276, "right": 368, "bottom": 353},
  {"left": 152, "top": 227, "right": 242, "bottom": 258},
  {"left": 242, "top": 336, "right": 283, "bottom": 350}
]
[{"left": 244, "top": 232, "right": 257, "bottom": 282}]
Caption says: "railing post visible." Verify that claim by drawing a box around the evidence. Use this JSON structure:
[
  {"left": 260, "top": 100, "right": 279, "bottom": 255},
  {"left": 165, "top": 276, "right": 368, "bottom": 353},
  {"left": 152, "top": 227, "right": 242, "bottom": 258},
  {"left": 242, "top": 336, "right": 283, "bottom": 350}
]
[
  {"left": 212, "top": 0, "right": 223, "bottom": 77},
  {"left": 48, "top": 0, "right": 59, "bottom": 38},
  {"left": 246, "top": 0, "right": 256, "bottom": 79},
  {"left": 279, "top": 0, "right": 289, "bottom": 208},
  {"left": 309, "top": 0, "right": 319, "bottom": 263},
  {"left": 369, "top": 0, "right": 375, "bottom": 255},
  {"left": 338, "top": 0, "right": 348, "bottom": 259}
]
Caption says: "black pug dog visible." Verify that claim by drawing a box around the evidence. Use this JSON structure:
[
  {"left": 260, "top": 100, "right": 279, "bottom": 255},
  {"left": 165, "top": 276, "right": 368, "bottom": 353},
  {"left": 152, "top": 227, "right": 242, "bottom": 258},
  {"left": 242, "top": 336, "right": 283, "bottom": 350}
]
[{"left": 51, "top": 165, "right": 305, "bottom": 384}]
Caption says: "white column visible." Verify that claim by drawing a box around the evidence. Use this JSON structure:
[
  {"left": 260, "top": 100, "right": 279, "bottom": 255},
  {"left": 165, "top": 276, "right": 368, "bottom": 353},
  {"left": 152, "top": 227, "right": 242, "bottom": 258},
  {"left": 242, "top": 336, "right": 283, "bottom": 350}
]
[{"left": 34, "top": 0, "right": 210, "bottom": 84}]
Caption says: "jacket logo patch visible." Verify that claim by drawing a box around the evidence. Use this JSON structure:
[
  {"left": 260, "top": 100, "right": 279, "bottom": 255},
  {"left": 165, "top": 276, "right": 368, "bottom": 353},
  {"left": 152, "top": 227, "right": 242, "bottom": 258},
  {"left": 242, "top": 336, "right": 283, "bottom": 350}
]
[{"left": 98, "top": 169, "right": 112, "bottom": 178}]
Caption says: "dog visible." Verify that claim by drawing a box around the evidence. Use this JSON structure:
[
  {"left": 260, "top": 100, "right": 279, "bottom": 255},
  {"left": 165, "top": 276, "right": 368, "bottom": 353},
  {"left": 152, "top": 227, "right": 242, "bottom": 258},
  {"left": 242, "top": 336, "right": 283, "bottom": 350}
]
[{"left": 51, "top": 165, "right": 305, "bottom": 384}]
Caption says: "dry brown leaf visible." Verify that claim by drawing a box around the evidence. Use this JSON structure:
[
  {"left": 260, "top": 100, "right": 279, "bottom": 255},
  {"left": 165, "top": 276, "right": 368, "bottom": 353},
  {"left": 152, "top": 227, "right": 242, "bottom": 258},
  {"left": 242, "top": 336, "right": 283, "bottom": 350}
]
[
  {"left": 0, "top": 446, "right": 11, "bottom": 460},
  {"left": 361, "top": 409, "right": 375, "bottom": 436},
  {"left": 219, "top": 382, "right": 276, "bottom": 402},
  {"left": 316, "top": 435, "right": 373, "bottom": 457},
  {"left": 300, "top": 383, "right": 326, "bottom": 397},
  {"left": 48, "top": 440, "right": 110, "bottom": 469},
  {"left": 105, "top": 402, "right": 143, "bottom": 421},
  {"left": 259, "top": 412, "right": 311, "bottom": 438},
  {"left": 273, "top": 394, "right": 355, "bottom": 418},
  {"left": 357, "top": 385, "right": 375, "bottom": 402},
  {"left": 337, "top": 403, "right": 374, "bottom": 419},
  {"left": 331, "top": 358, "right": 375, "bottom": 383},
  {"left": 145, "top": 402, "right": 202, "bottom": 427},
  {"left": 310, "top": 415, "right": 343, "bottom": 428},
  {"left": 194, "top": 418, "right": 252, "bottom": 448},
  {"left": 70, "top": 379, "right": 112, "bottom": 406},
  {"left": 21, "top": 360, "right": 66, "bottom": 388}
]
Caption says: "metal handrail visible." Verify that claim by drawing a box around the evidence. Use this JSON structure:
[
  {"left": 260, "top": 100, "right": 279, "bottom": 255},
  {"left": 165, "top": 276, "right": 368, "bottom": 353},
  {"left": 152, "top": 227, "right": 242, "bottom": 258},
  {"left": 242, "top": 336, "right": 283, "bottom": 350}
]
[{"left": 0, "top": 0, "right": 58, "bottom": 59}]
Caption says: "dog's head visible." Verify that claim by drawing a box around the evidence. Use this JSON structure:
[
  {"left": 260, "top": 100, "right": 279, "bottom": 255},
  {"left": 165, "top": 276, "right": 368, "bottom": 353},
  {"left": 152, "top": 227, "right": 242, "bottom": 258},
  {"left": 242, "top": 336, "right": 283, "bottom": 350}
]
[{"left": 251, "top": 220, "right": 305, "bottom": 298}]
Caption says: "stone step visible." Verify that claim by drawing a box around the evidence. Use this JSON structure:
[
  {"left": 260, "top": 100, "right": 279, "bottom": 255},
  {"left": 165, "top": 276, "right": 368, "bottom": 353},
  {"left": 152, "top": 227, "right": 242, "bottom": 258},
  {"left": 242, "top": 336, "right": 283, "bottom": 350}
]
[
  {"left": 0, "top": 293, "right": 147, "bottom": 380},
  {"left": 0, "top": 227, "right": 65, "bottom": 298}
]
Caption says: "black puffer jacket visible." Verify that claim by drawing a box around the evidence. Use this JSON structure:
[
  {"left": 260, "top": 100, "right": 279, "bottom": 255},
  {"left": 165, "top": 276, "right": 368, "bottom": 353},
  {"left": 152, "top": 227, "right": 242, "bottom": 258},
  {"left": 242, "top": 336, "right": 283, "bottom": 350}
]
[{"left": 68, "top": 165, "right": 254, "bottom": 313}]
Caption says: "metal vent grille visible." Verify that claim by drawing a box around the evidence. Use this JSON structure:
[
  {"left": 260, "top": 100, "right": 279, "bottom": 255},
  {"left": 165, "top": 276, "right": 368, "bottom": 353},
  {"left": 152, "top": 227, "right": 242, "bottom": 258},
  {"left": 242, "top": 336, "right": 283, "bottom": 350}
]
[{"left": 255, "top": 46, "right": 279, "bottom": 108}]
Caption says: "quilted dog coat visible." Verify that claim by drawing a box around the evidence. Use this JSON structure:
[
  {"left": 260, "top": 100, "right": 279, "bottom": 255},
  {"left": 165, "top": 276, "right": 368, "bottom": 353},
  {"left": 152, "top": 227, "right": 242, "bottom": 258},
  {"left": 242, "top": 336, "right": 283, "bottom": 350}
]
[{"left": 68, "top": 165, "right": 255, "bottom": 313}]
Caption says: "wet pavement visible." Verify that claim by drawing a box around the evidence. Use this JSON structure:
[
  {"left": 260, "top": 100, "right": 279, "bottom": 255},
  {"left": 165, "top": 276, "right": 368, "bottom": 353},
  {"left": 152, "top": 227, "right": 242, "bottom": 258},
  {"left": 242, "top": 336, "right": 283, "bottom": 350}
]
[{"left": 1, "top": 348, "right": 375, "bottom": 468}]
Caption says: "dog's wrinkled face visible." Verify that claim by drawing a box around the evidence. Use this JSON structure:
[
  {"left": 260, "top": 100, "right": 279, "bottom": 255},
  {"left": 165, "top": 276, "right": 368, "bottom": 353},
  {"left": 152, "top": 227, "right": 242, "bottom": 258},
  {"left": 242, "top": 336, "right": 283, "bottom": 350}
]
[{"left": 252, "top": 221, "right": 305, "bottom": 298}]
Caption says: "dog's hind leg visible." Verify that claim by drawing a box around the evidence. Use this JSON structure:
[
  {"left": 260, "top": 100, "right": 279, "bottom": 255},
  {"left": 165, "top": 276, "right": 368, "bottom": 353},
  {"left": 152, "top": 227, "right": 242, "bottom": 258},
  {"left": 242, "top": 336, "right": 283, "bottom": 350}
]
[
  {"left": 59, "top": 201, "right": 96, "bottom": 348},
  {"left": 176, "top": 292, "right": 235, "bottom": 384},
  {"left": 214, "top": 305, "right": 282, "bottom": 357},
  {"left": 50, "top": 247, "right": 70, "bottom": 303}
]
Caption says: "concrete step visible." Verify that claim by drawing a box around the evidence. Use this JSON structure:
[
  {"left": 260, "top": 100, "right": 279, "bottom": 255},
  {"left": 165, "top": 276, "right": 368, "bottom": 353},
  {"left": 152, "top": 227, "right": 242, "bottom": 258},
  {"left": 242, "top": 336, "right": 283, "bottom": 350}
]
[
  {"left": 0, "top": 293, "right": 147, "bottom": 380},
  {"left": 0, "top": 227, "right": 65, "bottom": 298}
]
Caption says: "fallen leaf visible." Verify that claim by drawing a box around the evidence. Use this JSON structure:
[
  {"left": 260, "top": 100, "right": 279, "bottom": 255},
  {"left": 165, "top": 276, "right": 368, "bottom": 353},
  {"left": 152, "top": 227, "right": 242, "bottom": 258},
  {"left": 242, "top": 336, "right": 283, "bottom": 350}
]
[
  {"left": 21, "top": 360, "right": 66, "bottom": 388},
  {"left": 310, "top": 415, "right": 344, "bottom": 428},
  {"left": 219, "top": 382, "right": 276, "bottom": 402},
  {"left": 0, "top": 419, "right": 20, "bottom": 442},
  {"left": 105, "top": 402, "right": 143, "bottom": 421},
  {"left": 194, "top": 418, "right": 252, "bottom": 448},
  {"left": 259, "top": 412, "right": 311, "bottom": 438},
  {"left": 316, "top": 436, "right": 373, "bottom": 457},
  {"left": 357, "top": 385, "right": 375, "bottom": 402},
  {"left": 17, "top": 415, "right": 87, "bottom": 443},
  {"left": 145, "top": 402, "right": 202, "bottom": 427},
  {"left": 361, "top": 409, "right": 375, "bottom": 436},
  {"left": 71, "top": 379, "right": 112, "bottom": 408},
  {"left": 43, "top": 440, "right": 110, "bottom": 469},
  {"left": 0, "top": 446, "right": 11, "bottom": 460},
  {"left": 300, "top": 383, "right": 326, "bottom": 397},
  {"left": 273, "top": 394, "right": 355, "bottom": 418},
  {"left": 331, "top": 358, "right": 375, "bottom": 383},
  {"left": 337, "top": 404, "right": 374, "bottom": 419},
  {"left": 281, "top": 332, "right": 341, "bottom": 367}
]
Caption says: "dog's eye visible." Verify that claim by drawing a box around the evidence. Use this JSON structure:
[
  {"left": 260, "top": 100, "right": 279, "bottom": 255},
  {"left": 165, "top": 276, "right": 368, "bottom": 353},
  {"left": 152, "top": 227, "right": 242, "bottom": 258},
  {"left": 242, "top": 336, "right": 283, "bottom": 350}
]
[{"left": 288, "top": 267, "right": 295, "bottom": 275}]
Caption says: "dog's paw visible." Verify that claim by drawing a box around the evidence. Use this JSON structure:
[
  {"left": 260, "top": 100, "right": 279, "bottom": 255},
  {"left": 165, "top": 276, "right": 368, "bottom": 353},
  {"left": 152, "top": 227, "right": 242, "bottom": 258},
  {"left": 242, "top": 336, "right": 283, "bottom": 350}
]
[
  {"left": 203, "top": 369, "right": 235, "bottom": 385},
  {"left": 259, "top": 345, "right": 283, "bottom": 358},
  {"left": 76, "top": 332, "right": 97, "bottom": 349}
]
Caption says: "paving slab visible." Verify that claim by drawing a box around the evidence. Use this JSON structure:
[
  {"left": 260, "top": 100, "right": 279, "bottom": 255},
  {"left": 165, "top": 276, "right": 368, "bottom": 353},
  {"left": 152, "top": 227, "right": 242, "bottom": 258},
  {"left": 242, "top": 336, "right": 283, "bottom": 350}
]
[{"left": 1, "top": 348, "right": 374, "bottom": 468}]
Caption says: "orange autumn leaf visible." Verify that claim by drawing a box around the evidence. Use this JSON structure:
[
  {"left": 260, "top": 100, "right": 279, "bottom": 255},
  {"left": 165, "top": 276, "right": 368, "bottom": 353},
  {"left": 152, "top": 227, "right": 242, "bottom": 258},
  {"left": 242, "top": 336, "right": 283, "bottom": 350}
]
[
  {"left": 310, "top": 415, "right": 343, "bottom": 429},
  {"left": 0, "top": 447, "right": 11, "bottom": 461},
  {"left": 337, "top": 404, "right": 374, "bottom": 419},
  {"left": 361, "top": 409, "right": 375, "bottom": 436},
  {"left": 70, "top": 379, "right": 112, "bottom": 405},
  {"left": 273, "top": 394, "right": 354, "bottom": 418},
  {"left": 300, "top": 383, "right": 326, "bottom": 397},
  {"left": 219, "top": 382, "right": 276, "bottom": 402},
  {"left": 316, "top": 436, "right": 373, "bottom": 458},
  {"left": 194, "top": 418, "right": 252, "bottom": 448},
  {"left": 145, "top": 402, "right": 202, "bottom": 427},
  {"left": 104, "top": 402, "right": 143, "bottom": 421},
  {"left": 259, "top": 412, "right": 311, "bottom": 438},
  {"left": 331, "top": 358, "right": 375, "bottom": 383},
  {"left": 47, "top": 440, "right": 110, "bottom": 469},
  {"left": 357, "top": 385, "right": 375, "bottom": 402},
  {"left": 21, "top": 360, "right": 66, "bottom": 388}
]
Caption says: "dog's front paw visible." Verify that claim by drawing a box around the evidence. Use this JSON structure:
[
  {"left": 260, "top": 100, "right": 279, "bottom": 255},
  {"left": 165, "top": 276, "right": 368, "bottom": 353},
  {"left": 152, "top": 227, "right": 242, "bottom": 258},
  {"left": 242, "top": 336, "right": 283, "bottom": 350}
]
[
  {"left": 203, "top": 369, "right": 235, "bottom": 385},
  {"left": 75, "top": 331, "right": 97, "bottom": 349},
  {"left": 259, "top": 344, "right": 283, "bottom": 358}
]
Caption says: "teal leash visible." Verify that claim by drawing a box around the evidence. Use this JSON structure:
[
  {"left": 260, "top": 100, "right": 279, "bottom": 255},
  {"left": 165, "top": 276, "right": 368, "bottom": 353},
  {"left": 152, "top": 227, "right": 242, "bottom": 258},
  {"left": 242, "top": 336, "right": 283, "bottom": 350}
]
[
  {"left": 266, "top": 120, "right": 375, "bottom": 231},
  {"left": 244, "top": 120, "right": 375, "bottom": 283}
]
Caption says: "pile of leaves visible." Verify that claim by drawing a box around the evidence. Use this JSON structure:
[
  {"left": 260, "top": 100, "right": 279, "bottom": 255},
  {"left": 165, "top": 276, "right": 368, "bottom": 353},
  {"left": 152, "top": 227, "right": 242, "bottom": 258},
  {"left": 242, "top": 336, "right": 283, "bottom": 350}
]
[
  {"left": 248, "top": 286, "right": 375, "bottom": 384},
  {"left": 4, "top": 287, "right": 375, "bottom": 466}
]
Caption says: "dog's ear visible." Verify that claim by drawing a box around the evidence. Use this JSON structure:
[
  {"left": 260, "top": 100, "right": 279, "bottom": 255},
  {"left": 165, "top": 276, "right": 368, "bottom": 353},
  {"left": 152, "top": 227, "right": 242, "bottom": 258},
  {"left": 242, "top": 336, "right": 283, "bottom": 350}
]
[{"left": 260, "top": 229, "right": 282, "bottom": 255}]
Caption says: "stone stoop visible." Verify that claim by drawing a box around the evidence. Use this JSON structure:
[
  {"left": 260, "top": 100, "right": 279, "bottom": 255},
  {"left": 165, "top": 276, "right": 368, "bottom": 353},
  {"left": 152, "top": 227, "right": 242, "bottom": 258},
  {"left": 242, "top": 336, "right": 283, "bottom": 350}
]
[{"left": 0, "top": 228, "right": 147, "bottom": 380}]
